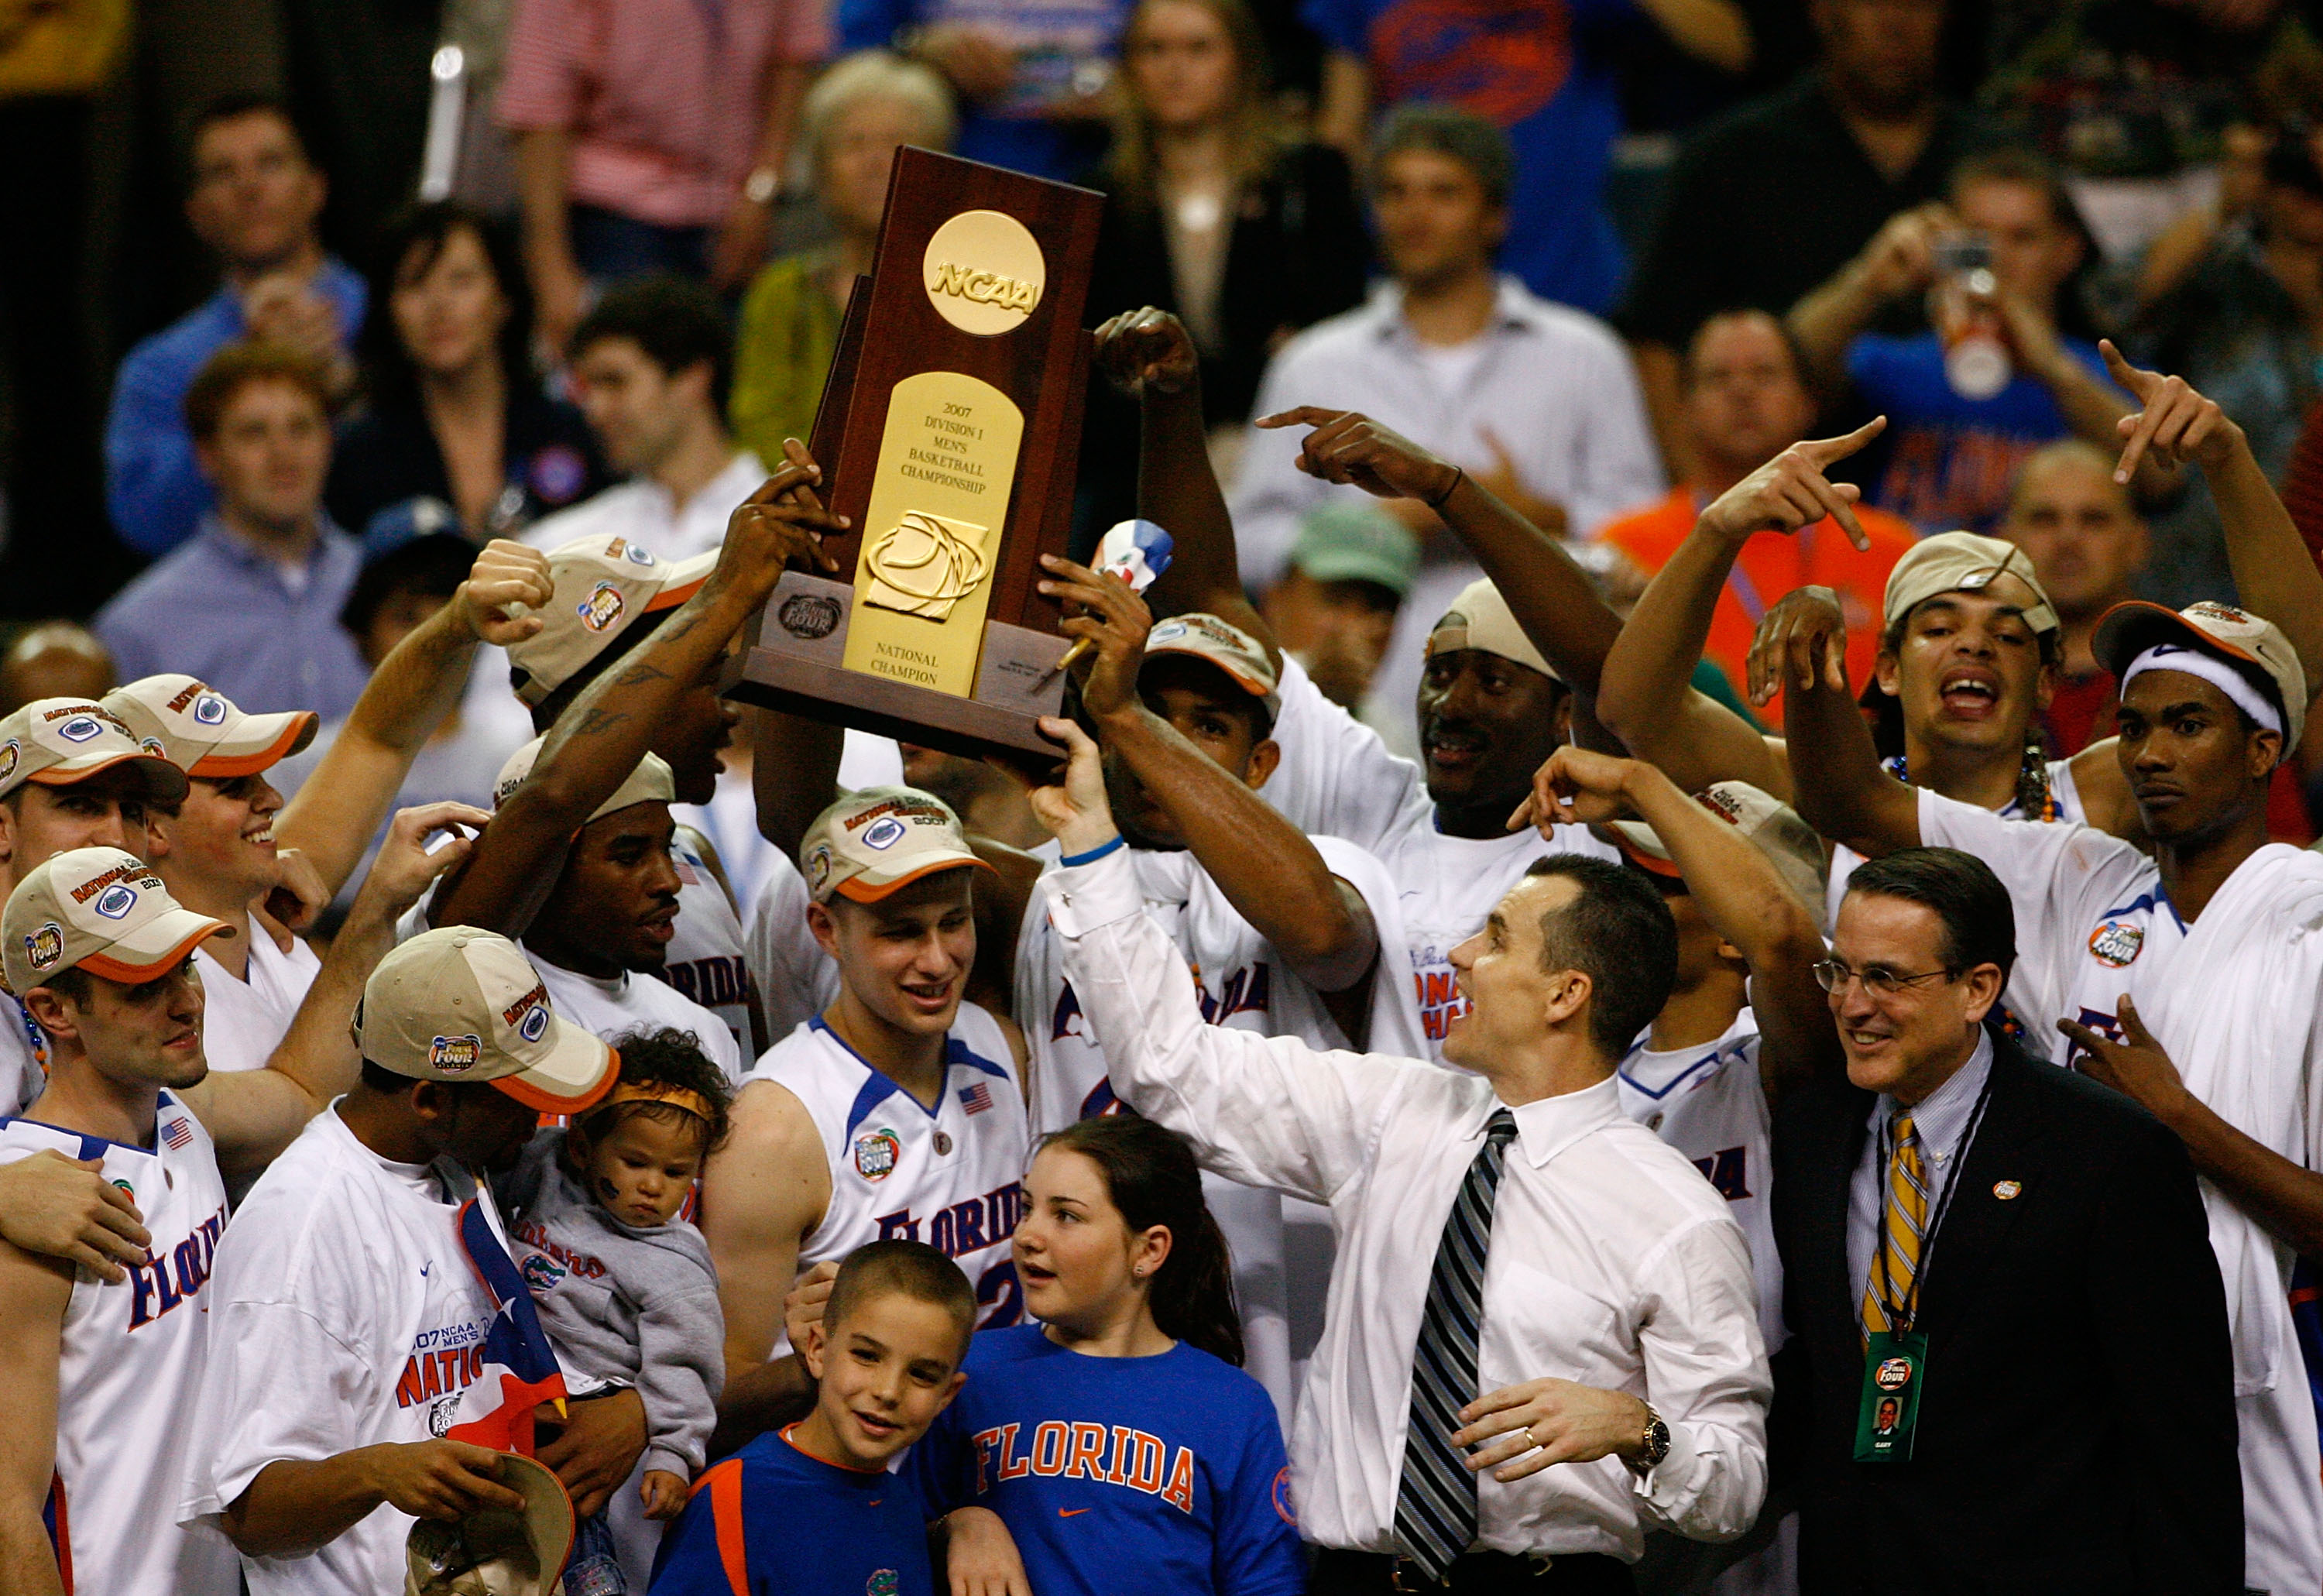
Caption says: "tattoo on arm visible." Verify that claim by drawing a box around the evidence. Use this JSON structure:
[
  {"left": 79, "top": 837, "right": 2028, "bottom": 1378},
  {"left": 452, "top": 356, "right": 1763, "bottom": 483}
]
[
  {"left": 611, "top": 661, "right": 673, "bottom": 688},
  {"left": 572, "top": 707, "right": 631, "bottom": 736}
]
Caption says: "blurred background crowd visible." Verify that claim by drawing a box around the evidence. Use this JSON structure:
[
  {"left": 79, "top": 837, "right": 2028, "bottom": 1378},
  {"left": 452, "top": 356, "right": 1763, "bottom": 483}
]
[{"left": 12, "top": 0, "right": 2323, "bottom": 838}]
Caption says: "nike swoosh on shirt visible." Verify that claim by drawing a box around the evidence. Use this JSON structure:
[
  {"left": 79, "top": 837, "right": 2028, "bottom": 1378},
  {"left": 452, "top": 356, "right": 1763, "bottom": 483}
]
[{"left": 1059, "top": 1508, "right": 1091, "bottom": 1518}]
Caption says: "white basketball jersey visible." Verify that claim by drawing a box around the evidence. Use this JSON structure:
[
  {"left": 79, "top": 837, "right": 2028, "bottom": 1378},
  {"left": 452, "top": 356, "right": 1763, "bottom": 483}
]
[
  {"left": 660, "top": 825, "right": 759, "bottom": 1059},
  {"left": 750, "top": 1004, "right": 1029, "bottom": 1333},
  {"left": 0, "top": 1093, "right": 237, "bottom": 1595},
  {"left": 1617, "top": 1011, "right": 1783, "bottom": 1350}
]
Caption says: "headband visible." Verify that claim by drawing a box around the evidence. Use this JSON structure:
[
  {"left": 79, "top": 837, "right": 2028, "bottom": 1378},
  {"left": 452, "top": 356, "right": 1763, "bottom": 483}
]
[
  {"left": 2121, "top": 644, "right": 2284, "bottom": 738},
  {"left": 600, "top": 1079, "right": 718, "bottom": 1123}
]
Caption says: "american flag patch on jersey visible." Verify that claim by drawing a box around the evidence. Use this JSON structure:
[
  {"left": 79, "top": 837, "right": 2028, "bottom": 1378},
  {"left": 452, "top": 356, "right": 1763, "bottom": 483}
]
[
  {"left": 162, "top": 1117, "right": 192, "bottom": 1151},
  {"left": 959, "top": 1082, "right": 994, "bottom": 1116}
]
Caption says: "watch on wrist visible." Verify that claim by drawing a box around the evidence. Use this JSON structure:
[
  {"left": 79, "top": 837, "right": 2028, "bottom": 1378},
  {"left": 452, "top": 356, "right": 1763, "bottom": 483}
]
[
  {"left": 1631, "top": 1402, "right": 1671, "bottom": 1474},
  {"left": 743, "top": 165, "right": 781, "bottom": 207}
]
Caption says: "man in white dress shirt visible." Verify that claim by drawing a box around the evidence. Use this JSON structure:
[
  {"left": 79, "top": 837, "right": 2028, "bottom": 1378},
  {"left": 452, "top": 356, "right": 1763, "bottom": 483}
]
[{"left": 1022, "top": 718, "right": 1769, "bottom": 1594}]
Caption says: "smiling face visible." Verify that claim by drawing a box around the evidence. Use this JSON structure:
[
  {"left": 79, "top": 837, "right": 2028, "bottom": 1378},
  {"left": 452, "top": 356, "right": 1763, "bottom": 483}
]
[
  {"left": 1013, "top": 1144, "right": 1170, "bottom": 1334},
  {"left": 532, "top": 801, "right": 683, "bottom": 976},
  {"left": 28, "top": 959, "right": 209, "bottom": 1090},
  {"left": 801, "top": 1289, "right": 969, "bottom": 1469},
  {"left": 811, "top": 868, "right": 978, "bottom": 1039},
  {"left": 159, "top": 772, "right": 284, "bottom": 904},
  {"left": 1443, "top": 873, "right": 1584, "bottom": 1071},
  {"left": 1875, "top": 580, "right": 2053, "bottom": 758},
  {"left": 2113, "top": 668, "right": 2279, "bottom": 846},
  {"left": 1827, "top": 892, "right": 1998, "bottom": 1103},
  {"left": 570, "top": 1107, "right": 706, "bottom": 1227},
  {"left": 389, "top": 223, "right": 510, "bottom": 381},
  {"left": 1104, "top": 656, "right": 1275, "bottom": 849},
  {"left": 1416, "top": 649, "right": 1569, "bottom": 825}
]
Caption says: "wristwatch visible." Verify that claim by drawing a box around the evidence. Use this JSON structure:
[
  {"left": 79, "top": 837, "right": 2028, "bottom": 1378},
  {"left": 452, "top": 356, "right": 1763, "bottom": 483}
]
[
  {"left": 1629, "top": 1402, "right": 1671, "bottom": 1474},
  {"left": 743, "top": 165, "right": 781, "bottom": 207}
]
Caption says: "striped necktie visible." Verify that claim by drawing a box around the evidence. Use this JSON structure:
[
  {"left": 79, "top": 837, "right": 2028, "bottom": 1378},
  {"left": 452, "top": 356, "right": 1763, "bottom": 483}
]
[
  {"left": 1395, "top": 1108, "right": 1520, "bottom": 1584},
  {"left": 1861, "top": 1109, "right": 1927, "bottom": 1340}
]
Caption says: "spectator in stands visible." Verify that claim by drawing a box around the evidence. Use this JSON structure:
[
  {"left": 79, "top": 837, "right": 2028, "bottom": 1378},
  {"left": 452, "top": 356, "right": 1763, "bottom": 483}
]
[
  {"left": 1079, "top": 0, "right": 1368, "bottom": 529},
  {"left": 839, "top": 0, "right": 1128, "bottom": 180},
  {"left": 327, "top": 202, "right": 604, "bottom": 542},
  {"left": 1230, "top": 105, "right": 1662, "bottom": 752},
  {"left": 1998, "top": 439, "right": 2148, "bottom": 757},
  {"left": 498, "top": 0, "right": 832, "bottom": 354},
  {"left": 1618, "top": 0, "right": 1968, "bottom": 479},
  {"left": 1257, "top": 503, "right": 1419, "bottom": 714},
  {"left": 105, "top": 95, "right": 362, "bottom": 558},
  {"left": 1602, "top": 308, "right": 1920, "bottom": 721},
  {"left": 1789, "top": 149, "right": 2155, "bottom": 534},
  {"left": 731, "top": 53, "right": 958, "bottom": 470},
  {"left": 94, "top": 344, "right": 370, "bottom": 719},
  {"left": 0, "top": 624, "right": 114, "bottom": 718},
  {"left": 530, "top": 278, "right": 763, "bottom": 564},
  {"left": 1307, "top": 0, "right": 1749, "bottom": 317}
]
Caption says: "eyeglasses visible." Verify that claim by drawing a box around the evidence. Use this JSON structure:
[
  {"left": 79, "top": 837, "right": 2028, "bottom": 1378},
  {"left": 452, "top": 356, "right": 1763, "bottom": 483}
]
[{"left": 1810, "top": 959, "right": 1959, "bottom": 998}]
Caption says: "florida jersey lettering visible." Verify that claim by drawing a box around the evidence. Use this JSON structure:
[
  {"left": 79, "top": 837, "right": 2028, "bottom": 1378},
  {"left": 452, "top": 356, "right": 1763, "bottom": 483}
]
[
  {"left": 125, "top": 1203, "right": 226, "bottom": 1329},
  {"left": 972, "top": 1421, "right": 1199, "bottom": 1512}
]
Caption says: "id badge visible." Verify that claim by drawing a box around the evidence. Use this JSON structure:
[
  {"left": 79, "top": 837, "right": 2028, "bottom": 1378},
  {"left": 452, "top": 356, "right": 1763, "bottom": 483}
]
[{"left": 1852, "top": 1330, "right": 1927, "bottom": 1463}]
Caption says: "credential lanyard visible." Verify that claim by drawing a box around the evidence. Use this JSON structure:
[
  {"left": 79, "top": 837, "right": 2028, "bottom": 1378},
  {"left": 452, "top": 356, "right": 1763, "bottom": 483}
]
[{"left": 1873, "top": 1068, "right": 1995, "bottom": 1334}]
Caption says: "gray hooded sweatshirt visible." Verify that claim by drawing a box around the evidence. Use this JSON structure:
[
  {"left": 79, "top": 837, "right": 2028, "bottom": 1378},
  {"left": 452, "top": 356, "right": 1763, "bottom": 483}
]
[{"left": 500, "top": 1131, "right": 724, "bottom": 1479}]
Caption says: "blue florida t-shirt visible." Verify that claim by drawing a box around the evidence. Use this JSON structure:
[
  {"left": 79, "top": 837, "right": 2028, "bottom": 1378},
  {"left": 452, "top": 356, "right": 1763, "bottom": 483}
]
[
  {"left": 1849, "top": 331, "right": 2123, "bottom": 534},
  {"left": 650, "top": 1426, "right": 935, "bottom": 1595},
  {"left": 908, "top": 1326, "right": 1304, "bottom": 1596}
]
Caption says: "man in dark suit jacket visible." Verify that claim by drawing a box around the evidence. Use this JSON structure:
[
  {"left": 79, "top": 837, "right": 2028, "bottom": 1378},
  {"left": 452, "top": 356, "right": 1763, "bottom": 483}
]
[{"left": 1770, "top": 846, "right": 2241, "bottom": 1595}]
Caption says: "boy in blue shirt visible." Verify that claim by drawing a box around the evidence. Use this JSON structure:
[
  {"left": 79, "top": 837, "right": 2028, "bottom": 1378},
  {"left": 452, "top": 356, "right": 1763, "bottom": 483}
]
[{"left": 649, "top": 1241, "right": 980, "bottom": 1595}]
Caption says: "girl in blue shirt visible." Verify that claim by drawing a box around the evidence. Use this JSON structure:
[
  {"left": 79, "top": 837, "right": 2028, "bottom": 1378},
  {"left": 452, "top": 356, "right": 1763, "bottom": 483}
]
[{"left": 913, "top": 1114, "right": 1305, "bottom": 1595}]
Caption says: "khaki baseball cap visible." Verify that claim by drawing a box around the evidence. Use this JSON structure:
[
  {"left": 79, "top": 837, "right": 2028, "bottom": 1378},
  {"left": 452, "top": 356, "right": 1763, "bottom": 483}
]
[
  {"left": 1601, "top": 782, "right": 1831, "bottom": 928},
  {"left": 0, "top": 698, "right": 190, "bottom": 807},
  {"left": 505, "top": 533, "right": 717, "bottom": 707},
  {"left": 404, "top": 1450, "right": 575, "bottom": 1596},
  {"left": 1143, "top": 612, "right": 1283, "bottom": 720},
  {"left": 2092, "top": 599, "right": 2308, "bottom": 755},
  {"left": 1428, "top": 578, "right": 1558, "bottom": 681},
  {"left": 801, "top": 786, "right": 993, "bottom": 904},
  {"left": 353, "top": 926, "right": 616, "bottom": 1114},
  {"left": 1882, "top": 531, "right": 2060, "bottom": 636},
  {"left": 103, "top": 674, "right": 317, "bottom": 778},
  {"left": 492, "top": 738, "right": 676, "bottom": 824},
  {"left": 2, "top": 846, "right": 232, "bottom": 994}
]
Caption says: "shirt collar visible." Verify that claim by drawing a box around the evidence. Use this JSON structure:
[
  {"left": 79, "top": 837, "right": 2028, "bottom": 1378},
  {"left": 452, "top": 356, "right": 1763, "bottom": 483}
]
[
  {"left": 1505, "top": 1075, "right": 1621, "bottom": 1169},
  {"left": 1368, "top": 274, "right": 1538, "bottom": 345},
  {"left": 1872, "top": 1027, "right": 1993, "bottom": 1162}
]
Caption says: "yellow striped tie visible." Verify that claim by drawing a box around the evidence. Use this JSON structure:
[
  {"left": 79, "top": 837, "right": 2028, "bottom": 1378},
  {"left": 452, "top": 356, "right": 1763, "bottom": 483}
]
[{"left": 1862, "top": 1110, "right": 1928, "bottom": 1340}]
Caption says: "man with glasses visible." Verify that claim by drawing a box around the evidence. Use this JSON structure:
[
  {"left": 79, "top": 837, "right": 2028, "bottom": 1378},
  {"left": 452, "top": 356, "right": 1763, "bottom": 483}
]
[{"left": 1769, "top": 847, "right": 2240, "bottom": 1593}]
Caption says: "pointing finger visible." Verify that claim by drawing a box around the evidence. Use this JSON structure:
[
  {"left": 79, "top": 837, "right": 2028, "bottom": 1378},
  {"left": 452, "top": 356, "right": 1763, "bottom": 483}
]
[
  {"left": 1254, "top": 406, "right": 1347, "bottom": 431},
  {"left": 2098, "top": 338, "right": 2153, "bottom": 400},
  {"left": 1798, "top": 414, "right": 1888, "bottom": 468}
]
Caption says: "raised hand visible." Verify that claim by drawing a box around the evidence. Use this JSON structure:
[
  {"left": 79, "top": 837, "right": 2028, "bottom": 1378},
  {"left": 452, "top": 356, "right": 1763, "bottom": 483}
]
[
  {"left": 1093, "top": 307, "right": 1198, "bottom": 396},
  {"left": 1745, "top": 585, "right": 1850, "bottom": 706},
  {"left": 1005, "top": 716, "right": 1116, "bottom": 856},
  {"left": 1508, "top": 745, "right": 1640, "bottom": 835},
  {"left": 1035, "top": 551, "right": 1153, "bottom": 721},
  {"left": 458, "top": 540, "right": 555, "bottom": 645},
  {"left": 713, "top": 444, "right": 847, "bottom": 601},
  {"left": 1252, "top": 407, "right": 1460, "bottom": 505},
  {"left": 1697, "top": 418, "right": 1886, "bottom": 552},
  {"left": 354, "top": 801, "right": 495, "bottom": 918},
  {"left": 2102, "top": 341, "right": 2239, "bottom": 483}
]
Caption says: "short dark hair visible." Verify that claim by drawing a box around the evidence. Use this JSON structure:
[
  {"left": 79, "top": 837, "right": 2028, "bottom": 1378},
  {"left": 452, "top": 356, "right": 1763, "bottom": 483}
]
[
  {"left": 1523, "top": 854, "right": 1678, "bottom": 1056},
  {"left": 1369, "top": 103, "right": 1514, "bottom": 210},
  {"left": 1683, "top": 307, "right": 1813, "bottom": 394},
  {"left": 1844, "top": 847, "right": 2017, "bottom": 982},
  {"left": 189, "top": 93, "right": 310, "bottom": 170},
  {"left": 568, "top": 275, "right": 733, "bottom": 415},
  {"left": 360, "top": 201, "right": 535, "bottom": 416},
  {"left": 184, "top": 342, "right": 335, "bottom": 441},
  {"left": 359, "top": 1058, "right": 413, "bottom": 1094},
  {"left": 577, "top": 1027, "right": 735, "bottom": 1155},
  {"left": 341, "top": 532, "right": 472, "bottom": 638},
  {"left": 826, "top": 1239, "right": 977, "bottom": 1358}
]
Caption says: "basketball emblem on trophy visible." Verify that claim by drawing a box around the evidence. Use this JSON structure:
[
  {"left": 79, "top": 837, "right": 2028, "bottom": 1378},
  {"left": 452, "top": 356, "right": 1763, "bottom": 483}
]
[{"left": 863, "top": 510, "right": 993, "bottom": 620}]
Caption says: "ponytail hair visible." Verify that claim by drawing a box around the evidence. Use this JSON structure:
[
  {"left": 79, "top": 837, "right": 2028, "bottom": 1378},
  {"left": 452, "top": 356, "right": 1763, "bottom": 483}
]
[{"left": 1040, "top": 1115, "right": 1244, "bottom": 1367}]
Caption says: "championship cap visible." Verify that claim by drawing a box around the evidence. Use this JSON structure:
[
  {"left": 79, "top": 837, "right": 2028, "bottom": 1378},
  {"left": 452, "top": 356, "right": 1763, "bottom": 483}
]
[
  {"left": 1288, "top": 503, "right": 1421, "bottom": 599},
  {"left": 2092, "top": 599, "right": 2308, "bottom": 756},
  {"left": 403, "top": 1450, "right": 575, "bottom": 1596},
  {"left": 1881, "top": 531, "right": 2060, "bottom": 636},
  {"left": 103, "top": 675, "right": 317, "bottom": 778},
  {"left": 1428, "top": 578, "right": 1557, "bottom": 680},
  {"left": 492, "top": 738, "right": 676, "bottom": 822},
  {"left": 801, "top": 786, "right": 993, "bottom": 904},
  {"left": 1142, "top": 613, "right": 1283, "bottom": 721},
  {"left": 353, "top": 926, "right": 616, "bottom": 1114},
  {"left": 0, "top": 698, "right": 190, "bottom": 807},
  {"left": 504, "top": 533, "right": 718, "bottom": 708},
  {"left": 2, "top": 846, "right": 232, "bottom": 994},
  {"left": 1600, "top": 783, "right": 1831, "bottom": 930}
]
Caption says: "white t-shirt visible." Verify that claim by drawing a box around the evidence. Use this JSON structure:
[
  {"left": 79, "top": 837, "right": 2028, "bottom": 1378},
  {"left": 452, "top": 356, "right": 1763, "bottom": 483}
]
[
  {"left": 743, "top": 853, "right": 839, "bottom": 1044},
  {"left": 658, "top": 825, "right": 757, "bottom": 1059},
  {"left": 1617, "top": 1011, "right": 1782, "bottom": 1351},
  {"left": 3, "top": 1092, "right": 236, "bottom": 1596},
  {"left": 178, "top": 1109, "right": 510, "bottom": 1596},
  {"left": 1824, "top": 755, "right": 2084, "bottom": 929},
  {"left": 745, "top": 1004, "right": 1028, "bottom": 1341},
  {"left": 194, "top": 930, "right": 321, "bottom": 1074},
  {"left": 527, "top": 948, "right": 744, "bottom": 1085},
  {"left": 0, "top": 991, "right": 45, "bottom": 1115}
]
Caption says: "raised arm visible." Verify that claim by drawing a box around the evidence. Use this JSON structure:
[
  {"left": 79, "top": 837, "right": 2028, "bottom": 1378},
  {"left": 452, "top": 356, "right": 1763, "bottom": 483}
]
[
  {"left": 434, "top": 462, "right": 842, "bottom": 935},
  {"left": 1517, "top": 747, "right": 1839, "bottom": 1103},
  {"left": 275, "top": 541, "right": 554, "bottom": 897},
  {"left": 1785, "top": 204, "right": 1947, "bottom": 396},
  {"left": 1748, "top": 590, "right": 1921, "bottom": 856}
]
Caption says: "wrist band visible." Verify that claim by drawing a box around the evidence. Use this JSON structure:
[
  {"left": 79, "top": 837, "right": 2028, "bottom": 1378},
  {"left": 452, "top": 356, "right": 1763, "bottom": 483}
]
[
  {"left": 1060, "top": 835, "right": 1125, "bottom": 867},
  {"left": 1426, "top": 465, "right": 1465, "bottom": 510}
]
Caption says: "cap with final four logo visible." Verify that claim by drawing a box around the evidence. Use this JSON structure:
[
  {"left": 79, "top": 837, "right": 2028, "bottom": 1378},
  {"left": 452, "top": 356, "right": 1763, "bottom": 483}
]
[
  {"left": 505, "top": 533, "right": 719, "bottom": 709},
  {"left": 2, "top": 846, "right": 232, "bottom": 994},
  {"left": 0, "top": 698, "right": 190, "bottom": 806},
  {"left": 352, "top": 927, "right": 616, "bottom": 1114},
  {"left": 800, "top": 786, "right": 993, "bottom": 905}
]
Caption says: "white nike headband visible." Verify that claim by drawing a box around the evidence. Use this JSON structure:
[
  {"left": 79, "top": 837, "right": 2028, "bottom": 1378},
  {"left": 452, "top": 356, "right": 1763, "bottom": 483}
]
[{"left": 2120, "top": 644, "right": 2284, "bottom": 739}]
